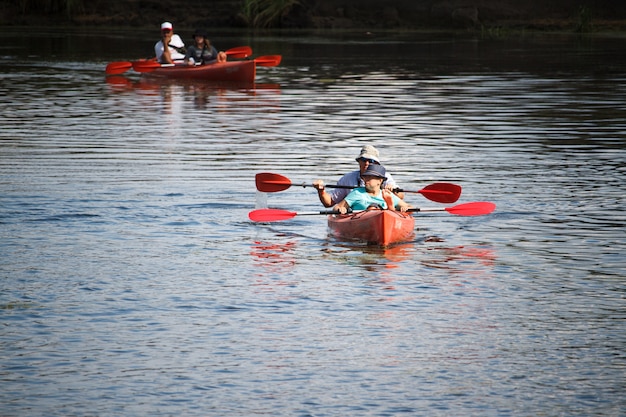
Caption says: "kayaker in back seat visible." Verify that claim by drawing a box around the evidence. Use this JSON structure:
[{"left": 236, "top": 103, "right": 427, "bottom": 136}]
[
  {"left": 333, "top": 164, "right": 412, "bottom": 214},
  {"left": 184, "top": 29, "right": 227, "bottom": 66},
  {"left": 313, "top": 145, "right": 405, "bottom": 207}
]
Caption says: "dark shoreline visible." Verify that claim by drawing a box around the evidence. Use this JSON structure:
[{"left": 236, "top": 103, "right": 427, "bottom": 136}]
[{"left": 2, "top": 0, "right": 626, "bottom": 33}]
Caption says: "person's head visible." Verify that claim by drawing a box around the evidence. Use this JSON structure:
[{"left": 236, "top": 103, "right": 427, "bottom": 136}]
[
  {"left": 161, "top": 22, "right": 173, "bottom": 38},
  {"left": 360, "top": 164, "right": 387, "bottom": 191},
  {"left": 192, "top": 29, "right": 209, "bottom": 46},
  {"left": 355, "top": 145, "right": 381, "bottom": 173}
]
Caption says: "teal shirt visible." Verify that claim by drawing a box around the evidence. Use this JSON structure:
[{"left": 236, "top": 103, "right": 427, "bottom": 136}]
[{"left": 344, "top": 187, "right": 401, "bottom": 211}]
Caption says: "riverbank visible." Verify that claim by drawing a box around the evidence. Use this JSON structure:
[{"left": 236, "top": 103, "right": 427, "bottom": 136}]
[{"left": 2, "top": 0, "right": 626, "bottom": 32}]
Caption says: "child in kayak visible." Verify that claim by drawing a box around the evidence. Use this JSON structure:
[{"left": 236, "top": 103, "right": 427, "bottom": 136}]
[{"left": 333, "top": 164, "right": 412, "bottom": 214}]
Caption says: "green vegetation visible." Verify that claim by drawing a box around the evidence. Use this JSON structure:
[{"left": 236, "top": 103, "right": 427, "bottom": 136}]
[
  {"left": 480, "top": 25, "right": 511, "bottom": 39},
  {"left": 17, "top": 0, "right": 84, "bottom": 18},
  {"left": 239, "top": 0, "right": 301, "bottom": 28},
  {"left": 5, "top": 0, "right": 624, "bottom": 31}
]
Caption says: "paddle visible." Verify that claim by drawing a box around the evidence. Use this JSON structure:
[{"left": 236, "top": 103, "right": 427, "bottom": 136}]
[
  {"left": 254, "top": 55, "right": 281, "bottom": 67},
  {"left": 105, "top": 61, "right": 133, "bottom": 75},
  {"left": 255, "top": 172, "right": 462, "bottom": 204},
  {"left": 225, "top": 46, "right": 253, "bottom": 59},
  {"left": 132, "top": 60, "right": 169, "bottom": 72},
  {"left": 132, "top": 54, "right": 281, "bottom": 73},
  {"left": 249, "top": 202, "right": 496, "bottom": 222}
]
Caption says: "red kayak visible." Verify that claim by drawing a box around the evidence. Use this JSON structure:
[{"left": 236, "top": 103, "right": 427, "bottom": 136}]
[
  {"left": 139, "top": 60, "right": 256, "bottom": 83},
  {"left": 327, "top": 209, "right": 415, "bottom": 246}
]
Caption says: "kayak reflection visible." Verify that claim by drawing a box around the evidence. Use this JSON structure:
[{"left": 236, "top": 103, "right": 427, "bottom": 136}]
[
  {"left": 250, "top": 239, "right": 298, "bottom": 274},
  {"left": 105, "top": 75, "right": 280, "bottom": 102},
  {"left": 105, "top": 75, "right": 281, "bottom": 113}
]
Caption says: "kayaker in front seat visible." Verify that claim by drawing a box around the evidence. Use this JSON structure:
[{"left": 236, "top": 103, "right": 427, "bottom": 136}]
[
  {"left": 333, "top": 164, "right": 412, "bottom": 214},
  {"left": 313, "top": 145, "right": 405, "bottom": 207},
  {"left": 155, "top": 21, "right": 186, "bottom": 64},
  {"left": 184, "top": 29, "right": 227, "bottom": 66}
]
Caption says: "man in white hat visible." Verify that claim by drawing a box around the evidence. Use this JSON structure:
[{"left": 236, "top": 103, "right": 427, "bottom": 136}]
[
  {"left": 155, "top": 21, "right": 186, "bottom": 64},
  {"left": 313, "top": 145, "right": 404, "bottom": 207}
]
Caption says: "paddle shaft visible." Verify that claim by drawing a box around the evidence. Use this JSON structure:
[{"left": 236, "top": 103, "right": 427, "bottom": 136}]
[
  {"left": 248, "top": 202, "right": 496, "bottom": 222},
  {"left": 292, "top": 182, "right": 445, "bottom": 195},
  {"left": 296, "top": 208, "right": 447, "bottom": 215},
  {"left": 133, "top": 55, "right": 280, "bottom": 72}
]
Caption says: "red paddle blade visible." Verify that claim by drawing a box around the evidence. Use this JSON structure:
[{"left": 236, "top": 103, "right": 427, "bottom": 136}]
[
  {"left": 255, "top": 55, "right": 281, "bottom": 67},
  {"left": 225, "top": 46, "right": 252, "bottom": 59},
  {"left": 418, "top": 182, "right": 462, "bottom": 204},
  {"left": 249, "top": 209, "right": 297, "bottom": 222},
  {"left": 255, "top": 173, "right": 292, "bottom": 192},
  {"left": 132, "top": 61, "right": 163, "bottom": 73},
  {"left": 105, "top": 61, "right": 132, "bottom": 75},
  {"left": 445, "top": 202, "right": 496, "bottom": 216}
]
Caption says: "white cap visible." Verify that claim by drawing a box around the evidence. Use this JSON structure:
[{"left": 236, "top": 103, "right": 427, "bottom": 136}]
[{"left": 161, "top": 22, "right": 173, "bottom": 30}]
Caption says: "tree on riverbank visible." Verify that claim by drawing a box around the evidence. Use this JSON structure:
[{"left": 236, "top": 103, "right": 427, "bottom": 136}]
[{"left": 2, "top": 0, "right": 625, "bottom": 31}]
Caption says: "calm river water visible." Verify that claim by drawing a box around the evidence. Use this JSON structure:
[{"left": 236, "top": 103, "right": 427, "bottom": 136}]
[{"left": 1, "top": 28, "right": 625, "bottom": 416}]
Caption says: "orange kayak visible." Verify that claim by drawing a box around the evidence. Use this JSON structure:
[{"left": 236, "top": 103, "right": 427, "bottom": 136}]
[
  {"left": 328, "top": 210, "right": 415, "bottom": 246},
  {"left": 141, "top": 60, "right": 256, "bottom": 83}
]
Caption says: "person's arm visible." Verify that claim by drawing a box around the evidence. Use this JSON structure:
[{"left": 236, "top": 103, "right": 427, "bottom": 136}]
[
  {"left": 183, "top": 46, "right": 194, "bottom": 66},
  {"left": 155, "top": 41, "right": 164, "bottom": 62},
  {"left": 384, "top": 173, "right": 405, "bottom": 200},
  {"left": 327, "top": 172, "right": 357, "bottom": 206},
  {"left": 161, "top": 46, "right": 173, "bottom": 64},
  {"left": 397, "top": 200, "right": 411, "bottom": 212},
  {"left": 213, "top": 46, "right": 227, "bottom": 63},
  {"left": 392, "top": 188, "right": 405, "bottom": 200},
  {"left": 333, "top": 199, "right": 350, "bottom": 214},
  {"left": 160, "top": 33, "right": 174, "bottom": 64},
  {"left": 384, "top": 189, "right": 412, "bottom": 212},
  {"left": 313, "top": 180, "right": 334, "bottom": 207}
]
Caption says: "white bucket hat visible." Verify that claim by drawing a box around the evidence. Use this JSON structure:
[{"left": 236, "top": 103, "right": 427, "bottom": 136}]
[{"left": 356, "top": 145, "right": 380, "bottom": 163}]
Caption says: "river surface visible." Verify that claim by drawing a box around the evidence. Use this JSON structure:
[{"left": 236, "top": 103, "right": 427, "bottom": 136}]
[{"left": 1, "top": 28, "right": 625, "bottom": 416}]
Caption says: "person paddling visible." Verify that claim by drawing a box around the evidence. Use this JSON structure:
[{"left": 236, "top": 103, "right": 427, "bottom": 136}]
[
  {"left": 333, "top": 164, "right": 412, "bottom": 214},
  {"left": 313, "top": 145, "right": 405, "bottom": 207}
]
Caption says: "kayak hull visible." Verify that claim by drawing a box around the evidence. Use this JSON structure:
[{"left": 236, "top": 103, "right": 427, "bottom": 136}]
[
  {"left": 328, "top": 210, "right": 415, "bottom": 246},
  {"left": 142, "top": 60, "right": 256, "bottom": 83}
]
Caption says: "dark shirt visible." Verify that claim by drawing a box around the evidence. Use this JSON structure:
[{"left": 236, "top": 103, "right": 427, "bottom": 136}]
[{"left": 184, "top": 45, "right": 218, "bottom": 65}]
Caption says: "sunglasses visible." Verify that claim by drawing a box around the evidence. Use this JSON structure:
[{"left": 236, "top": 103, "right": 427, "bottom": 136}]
[{"left": 358, "top": 158, "right": 379, "bottom": 165}]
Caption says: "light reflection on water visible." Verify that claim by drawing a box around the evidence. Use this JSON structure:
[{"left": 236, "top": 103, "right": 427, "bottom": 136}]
[{"left": 1, "top": 30, "right": 625, "bottom": 416}]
